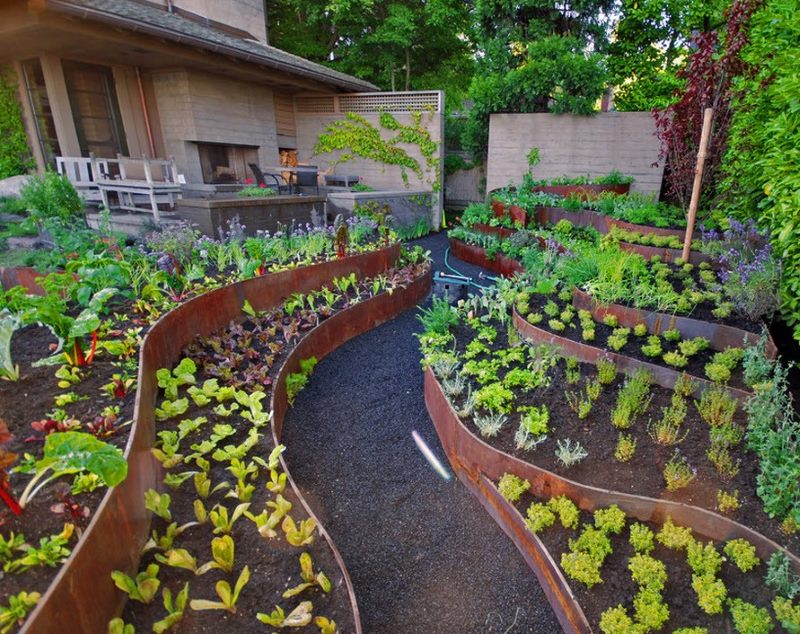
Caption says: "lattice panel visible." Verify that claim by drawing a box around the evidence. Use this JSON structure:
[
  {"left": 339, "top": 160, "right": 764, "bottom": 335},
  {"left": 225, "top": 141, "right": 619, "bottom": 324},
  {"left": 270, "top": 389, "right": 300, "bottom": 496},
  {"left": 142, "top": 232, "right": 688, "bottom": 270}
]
[
  {"left": 294, "top": 96, "right": 336, "bottom": 113},
  {"left": 338, "top": 92, "right": 441, "bottom": 113}
]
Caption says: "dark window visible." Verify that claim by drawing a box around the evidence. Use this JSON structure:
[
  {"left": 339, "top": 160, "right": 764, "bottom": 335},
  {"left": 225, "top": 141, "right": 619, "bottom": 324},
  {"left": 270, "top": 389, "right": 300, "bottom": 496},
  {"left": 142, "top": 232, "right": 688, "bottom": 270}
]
[
  {"left": 62, "top": 60, "right": 128, "bottom": 158},
  {"left": 20, "top": 59, "right": 61, "bottom": 167}
]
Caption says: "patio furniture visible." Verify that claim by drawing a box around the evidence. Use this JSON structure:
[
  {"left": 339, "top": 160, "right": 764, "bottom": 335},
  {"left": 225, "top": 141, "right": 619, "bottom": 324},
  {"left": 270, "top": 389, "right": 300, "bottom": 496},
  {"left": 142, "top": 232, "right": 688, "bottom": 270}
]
[
  {"left": 324, "top": 174, "right": 360, "bottom": 188},
  {"left": 295, "top": 164, "right": 319, "bottom": 195},
  {"left": 248, "top": 163, "right": 292, "bottom": 195},
  {"left": 92, "top": 154, "right": 182, "bottom": 224},
  {"left": 56, "top": 156, "right": 109, "bottom": 203}
]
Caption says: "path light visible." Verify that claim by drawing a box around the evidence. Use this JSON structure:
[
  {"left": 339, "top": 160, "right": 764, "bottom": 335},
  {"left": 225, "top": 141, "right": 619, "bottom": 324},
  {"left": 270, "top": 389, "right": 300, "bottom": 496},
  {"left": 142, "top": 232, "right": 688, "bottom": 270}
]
[{"left": 412, "top": 430, "right": 451, "bottom": 481}]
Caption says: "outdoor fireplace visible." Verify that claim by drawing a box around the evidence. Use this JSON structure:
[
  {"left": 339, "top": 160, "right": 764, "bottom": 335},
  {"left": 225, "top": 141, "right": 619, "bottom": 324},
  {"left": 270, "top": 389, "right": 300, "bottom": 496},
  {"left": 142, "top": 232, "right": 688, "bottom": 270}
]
[{"left": 197, "top": 142, "right": 259, "bottom": 184}]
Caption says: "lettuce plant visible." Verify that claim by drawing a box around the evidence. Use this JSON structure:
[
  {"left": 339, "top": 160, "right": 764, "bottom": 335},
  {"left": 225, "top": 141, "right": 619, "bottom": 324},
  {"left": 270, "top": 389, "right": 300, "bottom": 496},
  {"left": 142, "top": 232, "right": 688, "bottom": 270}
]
[
  {"left": 257, "top": 601, "right": 313, "bottom": 627},
  {"left": 283, "top": 552, "right": 332, "bottom": 598},
  {"left": 190, "top": 565, "right": 250, "bottom": 613},
  {"left": 17, "top": 431, "right": 127, "bottom": 508},
  {"left": 0, "top": 310, "right": 20, "bottom": 381},
  {"left": 111, "top": 563, "right": 160, "bottom": 604},
  {"left": 152, "top": 583, "right": 189, "bottom": 634}
]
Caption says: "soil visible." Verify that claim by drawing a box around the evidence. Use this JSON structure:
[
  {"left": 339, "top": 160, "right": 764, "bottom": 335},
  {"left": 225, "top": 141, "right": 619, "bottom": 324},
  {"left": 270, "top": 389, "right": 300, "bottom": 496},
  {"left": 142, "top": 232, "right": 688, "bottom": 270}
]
[
  {"left": 525, "top": 291, "right": 751, "bottom": 391},
  {"left": 446, "top": 321, "right": 800, "bottom": 556},
  {"left": 0, "top": 320, "right": 137, "bottom": 606},
  {"left": 121, "top": 265, "right": 429, "bottom": 633},
  {"left": 511, "top": 490, "right": 790, "bottom": 633},
  {"left": 280, "top": 232, "right": 563, "bottom": 633}
]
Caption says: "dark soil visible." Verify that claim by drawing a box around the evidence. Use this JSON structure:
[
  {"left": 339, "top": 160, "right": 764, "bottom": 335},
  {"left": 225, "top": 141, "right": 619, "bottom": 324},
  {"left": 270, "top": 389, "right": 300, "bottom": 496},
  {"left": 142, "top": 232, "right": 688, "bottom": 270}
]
[
  {"left": 280, "top": 232, "right": 562, "bottom": 633},
  {"left": 0, "top": 321, "right": 136, "bottom": 606},
  {"left": 445, "top": 320, "right": 800, "bottom": 557},
  {"left": 122, "top": 266, "right": 429, "bottom": 632},
  {"left": 525, "top": 292, "right": 750, "bottom": 391},
  {"left": 511, "top": 490, "right": 789, "bottom": 633}
]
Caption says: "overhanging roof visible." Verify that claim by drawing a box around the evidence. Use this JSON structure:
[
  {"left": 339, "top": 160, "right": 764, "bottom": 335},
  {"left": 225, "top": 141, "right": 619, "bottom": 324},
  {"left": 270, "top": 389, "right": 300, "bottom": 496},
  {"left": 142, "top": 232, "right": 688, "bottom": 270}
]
[{"left": 42, "top": 0, "right": 378, "bottom": 92}]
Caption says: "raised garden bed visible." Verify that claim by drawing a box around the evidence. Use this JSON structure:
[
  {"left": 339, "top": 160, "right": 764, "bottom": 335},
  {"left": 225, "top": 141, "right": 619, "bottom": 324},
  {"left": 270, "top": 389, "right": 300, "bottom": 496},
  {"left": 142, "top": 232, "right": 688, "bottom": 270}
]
[
  {"left": 2, "top": 242, "right": 408, "bottom": 633},
  {"left": 535, "top": 206, "right": 686, "bottom": 239},
  {"left": 532, "top": 183, "right": 631, "bottom": 200},
  {"left": 448, "top": 237, "right": 524, "bottom": 278},
  {"left": 424, "top": 362, "right": 800, "bottom": 633}
]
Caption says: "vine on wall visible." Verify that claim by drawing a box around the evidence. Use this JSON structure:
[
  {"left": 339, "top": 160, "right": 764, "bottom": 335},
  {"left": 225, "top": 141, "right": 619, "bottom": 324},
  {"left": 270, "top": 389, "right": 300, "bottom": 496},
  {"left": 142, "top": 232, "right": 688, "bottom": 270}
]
[
  {"left": 0, "top": 66, "right": 34, "bottom": 179},
  {"left": 313, "top": 110, "right": 441, "bottom": 192}
]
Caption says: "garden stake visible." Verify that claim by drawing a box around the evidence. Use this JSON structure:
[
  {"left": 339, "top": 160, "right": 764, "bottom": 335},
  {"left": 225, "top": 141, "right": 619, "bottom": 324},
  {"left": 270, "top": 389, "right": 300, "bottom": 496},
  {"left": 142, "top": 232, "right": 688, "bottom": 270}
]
[{"left": 682, "top": 107, "right": 714, "bottom": 261}]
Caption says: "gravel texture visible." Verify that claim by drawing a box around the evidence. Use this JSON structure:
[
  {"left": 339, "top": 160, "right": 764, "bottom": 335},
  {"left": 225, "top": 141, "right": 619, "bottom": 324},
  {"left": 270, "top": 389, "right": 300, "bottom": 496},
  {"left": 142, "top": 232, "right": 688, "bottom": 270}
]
[{"left": 282, "top": 232, "right": 561, "bottom": 633}]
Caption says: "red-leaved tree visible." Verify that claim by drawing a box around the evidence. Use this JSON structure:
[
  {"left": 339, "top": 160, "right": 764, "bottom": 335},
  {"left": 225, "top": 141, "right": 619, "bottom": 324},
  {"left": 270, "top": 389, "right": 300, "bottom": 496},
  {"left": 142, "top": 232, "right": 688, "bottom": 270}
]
[{"left": 654, "top": 0, "right": 761, "bottom": 210}]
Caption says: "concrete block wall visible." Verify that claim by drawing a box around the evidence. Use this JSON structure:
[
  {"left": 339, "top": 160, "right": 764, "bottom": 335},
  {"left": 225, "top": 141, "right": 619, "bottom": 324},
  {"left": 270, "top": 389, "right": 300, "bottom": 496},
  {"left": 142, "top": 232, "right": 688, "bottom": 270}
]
[
  {"left": 294, "top": 110, "right": 443, "bottom": 201},
  {"left": 486, "top": 112, "right": 664, "bottom": 196},
  {"left": 151, "top": 69, "right": 279, "bottom": 184}
]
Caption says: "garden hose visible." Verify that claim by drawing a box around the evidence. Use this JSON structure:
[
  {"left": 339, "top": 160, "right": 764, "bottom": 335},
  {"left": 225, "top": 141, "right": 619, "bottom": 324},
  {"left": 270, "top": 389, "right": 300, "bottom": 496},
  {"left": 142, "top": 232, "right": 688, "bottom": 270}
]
[{"left": 443, "top": 246, "right": 494, "bottom": 290}]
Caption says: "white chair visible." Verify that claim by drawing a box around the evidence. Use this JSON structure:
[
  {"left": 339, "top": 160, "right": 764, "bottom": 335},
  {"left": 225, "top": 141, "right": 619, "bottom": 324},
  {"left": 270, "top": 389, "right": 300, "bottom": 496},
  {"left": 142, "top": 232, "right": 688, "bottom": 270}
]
[{"left": 56, "top": 156, "right": 109, "bottom": 204}]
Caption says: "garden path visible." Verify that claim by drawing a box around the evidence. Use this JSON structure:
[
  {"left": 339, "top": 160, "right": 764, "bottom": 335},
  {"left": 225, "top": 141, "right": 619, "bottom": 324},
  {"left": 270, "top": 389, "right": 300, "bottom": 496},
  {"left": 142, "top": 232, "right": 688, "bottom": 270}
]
[{"left": 282, "top": 232, "right": 561, "bottom": 633}]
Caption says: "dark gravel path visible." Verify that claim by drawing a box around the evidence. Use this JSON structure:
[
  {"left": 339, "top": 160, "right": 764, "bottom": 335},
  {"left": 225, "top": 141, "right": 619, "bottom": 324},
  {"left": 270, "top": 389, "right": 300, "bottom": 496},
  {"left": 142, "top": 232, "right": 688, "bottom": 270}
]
[{"left": 281, "top": 232, "right": 561, "bottom": 633}]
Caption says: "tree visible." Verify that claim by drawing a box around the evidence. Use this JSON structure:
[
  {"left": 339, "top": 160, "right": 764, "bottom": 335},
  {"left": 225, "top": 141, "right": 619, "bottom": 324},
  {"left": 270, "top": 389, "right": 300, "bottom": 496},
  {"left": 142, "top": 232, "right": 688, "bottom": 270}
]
[
  {"left": 267, "top": 0, "right": 474, "bottom": 100},
  {"left": 462, "top": 0, "right": 614, "bottom": 160}
]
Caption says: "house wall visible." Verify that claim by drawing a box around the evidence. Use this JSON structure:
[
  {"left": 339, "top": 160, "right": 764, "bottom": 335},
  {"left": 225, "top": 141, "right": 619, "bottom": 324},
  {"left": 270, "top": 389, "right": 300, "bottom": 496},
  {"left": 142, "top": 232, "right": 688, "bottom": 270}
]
[
  {"left": 150, "top": 69, "right": 279, "bottom": 184},
  {"left": 170, "top": 0, "right": 267, "bottom": 43},
  {"left": 486, "top": 112, "right": 664, "bottom": 195}
]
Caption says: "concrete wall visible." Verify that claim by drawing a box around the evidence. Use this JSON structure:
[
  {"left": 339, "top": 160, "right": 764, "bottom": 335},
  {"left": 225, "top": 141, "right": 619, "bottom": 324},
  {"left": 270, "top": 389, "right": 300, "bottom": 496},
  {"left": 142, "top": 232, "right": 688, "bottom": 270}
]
[
  {"left": 294, "top": 109, "right": 444, "bottom": 222},
  {"left": 486, "top": 112, "right": 664, "bottom": 196},
  {"left": 445, "top": 164, "right": 485, "bottom": 209},
  {"left": 170, "top": 0, "right": 267, "bottom": 42},
  {"left": 151, "top": 69, "right": 279, "bottom": 184},
  {"left": 327, "top": 190, "right": 432, "bottom": 228}
]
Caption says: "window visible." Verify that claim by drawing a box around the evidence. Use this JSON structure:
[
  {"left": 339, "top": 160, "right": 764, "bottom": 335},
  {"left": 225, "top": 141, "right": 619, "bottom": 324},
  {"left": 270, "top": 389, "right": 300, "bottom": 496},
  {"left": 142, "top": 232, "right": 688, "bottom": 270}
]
[
  {"left": 20, "top": 59, "right": 61, "bottom": 167},
  {"left": 62, "top": 61, "right": 128, "bottom": 158}
]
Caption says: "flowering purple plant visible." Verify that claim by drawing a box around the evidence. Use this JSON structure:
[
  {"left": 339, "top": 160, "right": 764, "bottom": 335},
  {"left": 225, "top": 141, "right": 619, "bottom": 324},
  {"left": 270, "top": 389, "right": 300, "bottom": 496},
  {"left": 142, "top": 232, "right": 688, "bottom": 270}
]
[{"left": 702, "top": 218, "right": 780, "bottom": 322}]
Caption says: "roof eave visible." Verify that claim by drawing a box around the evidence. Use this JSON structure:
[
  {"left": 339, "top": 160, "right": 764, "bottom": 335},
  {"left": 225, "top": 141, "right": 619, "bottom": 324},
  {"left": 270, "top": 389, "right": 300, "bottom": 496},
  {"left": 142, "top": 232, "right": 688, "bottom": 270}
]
[{"left": 43, "top": 0, "right": 378, "bottom": 92}]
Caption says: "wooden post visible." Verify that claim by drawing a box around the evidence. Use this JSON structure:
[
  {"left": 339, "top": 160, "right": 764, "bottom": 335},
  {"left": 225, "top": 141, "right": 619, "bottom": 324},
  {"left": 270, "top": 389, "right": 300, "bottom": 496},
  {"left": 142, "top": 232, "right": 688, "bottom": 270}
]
[{"left": 683, "top": 107, "right": 714, "bottom": 261}]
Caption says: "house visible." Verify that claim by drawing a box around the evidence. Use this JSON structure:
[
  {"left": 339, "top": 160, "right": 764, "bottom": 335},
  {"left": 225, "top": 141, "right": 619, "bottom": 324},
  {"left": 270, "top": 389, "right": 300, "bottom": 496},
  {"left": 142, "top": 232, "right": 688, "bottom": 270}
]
[{"left": 0, "top": 0, "right": 379, "bottom": 187}]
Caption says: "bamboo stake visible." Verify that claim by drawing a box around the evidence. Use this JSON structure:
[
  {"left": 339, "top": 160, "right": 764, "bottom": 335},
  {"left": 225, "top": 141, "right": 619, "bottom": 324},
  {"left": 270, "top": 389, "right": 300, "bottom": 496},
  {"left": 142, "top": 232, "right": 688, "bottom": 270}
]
[{"left": 683, "top": 107, "right": 714, "bottom": 261}]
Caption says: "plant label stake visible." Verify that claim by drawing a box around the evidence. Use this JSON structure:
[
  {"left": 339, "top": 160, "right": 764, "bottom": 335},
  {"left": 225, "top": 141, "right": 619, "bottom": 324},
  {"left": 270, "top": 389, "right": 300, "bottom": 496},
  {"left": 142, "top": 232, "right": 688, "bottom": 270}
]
[{"left": 683, "top": 107, "right": 714, "bottom": 261}]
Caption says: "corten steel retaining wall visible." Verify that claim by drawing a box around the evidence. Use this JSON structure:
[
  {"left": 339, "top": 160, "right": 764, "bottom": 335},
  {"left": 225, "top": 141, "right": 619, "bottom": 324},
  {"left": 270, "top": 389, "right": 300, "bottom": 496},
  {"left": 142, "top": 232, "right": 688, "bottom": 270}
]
[
  {"left": 19, "top": 243, "right": 404, "bottom": 634},
  {"left": 534, "top": 206, "right": 687, "bottom": 239},
  {"left": 572, "top": 288, "right": 778, "bottom": 360},
  {"left": 512, "top": 308, "right": 752, "bottom": 404},
  {"left": 424, "top": 368, "right": 800, "bottom": 633},
  {"left": 486, "top": 112, "right": 664, "bottom": 196},
  {"left": 448, "top": 238, "right": 524, "bottom": 278}
]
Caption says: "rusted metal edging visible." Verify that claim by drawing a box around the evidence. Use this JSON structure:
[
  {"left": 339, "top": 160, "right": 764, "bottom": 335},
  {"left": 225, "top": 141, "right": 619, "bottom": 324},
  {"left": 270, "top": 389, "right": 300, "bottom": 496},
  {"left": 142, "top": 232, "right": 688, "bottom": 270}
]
[
  {"left": 512, "top": 308, "right": 751, "bottom": 404},
  {"left": 424, "top": 368, "right": 799, "bottom": 570},
  {"left": 572, "top": 288, "right": 777, "bottom": 359},
  {"left": 20, "top": 243, "right": 402, "bottom": 634},
  {"left": 448, "top": 238, "right": 524, "bottom": 278}
]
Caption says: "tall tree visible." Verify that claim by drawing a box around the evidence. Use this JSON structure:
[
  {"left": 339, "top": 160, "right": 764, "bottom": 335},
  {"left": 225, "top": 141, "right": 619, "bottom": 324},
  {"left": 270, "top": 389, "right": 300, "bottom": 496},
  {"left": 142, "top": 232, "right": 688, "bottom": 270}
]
[
  {"left": 267, "top": 0, "right": 474, "bottom": 101},
  {"left": 462, "top": 0, "right": 614, "bottom": 160},
  {"left": 608, "top": 0, "right": 727, "bottom": 112}
]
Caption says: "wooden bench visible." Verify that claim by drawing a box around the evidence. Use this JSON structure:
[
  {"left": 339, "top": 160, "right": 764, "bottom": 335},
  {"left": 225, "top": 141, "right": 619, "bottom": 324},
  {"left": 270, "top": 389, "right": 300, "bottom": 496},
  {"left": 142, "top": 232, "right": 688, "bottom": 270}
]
[
  {"left": 56, "top": 156, "right": 110, "bottom": 204},
  {"left": 92, "top": 154, "right": 182, "bottom": 224}
]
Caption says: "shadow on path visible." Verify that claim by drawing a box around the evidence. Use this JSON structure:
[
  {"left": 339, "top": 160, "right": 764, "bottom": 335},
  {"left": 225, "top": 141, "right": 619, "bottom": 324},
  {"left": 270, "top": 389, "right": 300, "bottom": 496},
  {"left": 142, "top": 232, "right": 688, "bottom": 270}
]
[{"left": 282, "top": 232, "right": 561, "bottom": 633}]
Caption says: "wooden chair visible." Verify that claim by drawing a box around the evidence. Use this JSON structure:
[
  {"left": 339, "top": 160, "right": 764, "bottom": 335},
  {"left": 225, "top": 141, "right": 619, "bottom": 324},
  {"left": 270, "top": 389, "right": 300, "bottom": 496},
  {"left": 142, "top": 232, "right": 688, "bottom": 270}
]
[{"left": 56, "top": 156, "right": 109, "bottom": 203}]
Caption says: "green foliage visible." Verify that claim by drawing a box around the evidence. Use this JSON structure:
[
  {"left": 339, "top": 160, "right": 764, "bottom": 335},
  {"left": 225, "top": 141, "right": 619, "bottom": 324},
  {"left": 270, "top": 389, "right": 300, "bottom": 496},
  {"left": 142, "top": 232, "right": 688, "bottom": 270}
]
[
  {"left": 417, "top": 297, "right": 459, "bottom": 335},
  {"left": 547, "top": 495, "right": 580, "bottom": 530},
  {"left": 723, "top": 538, "right": 760, "bottom": 573},
  {"left": 611, "top": 369, "right": 653, "bottom": 429},
  {"left": 525, "top": 502, "right": 555, "bottom": 533},
  {"left": 773, "top": 596, "right": 800, "bottom": 634},
  {"left": 594, "top": 505, "right": 626, "bottom": 535},
  {"left": 765, "top": 551, "right": 800, "bottom": 600},
  {"left": 687, "top": 540, "right": 723, "bottom": 577},
  {"left": 0, "top": 592, "right": 40, "bottom": 634},
  {"left": 462, "top": 35, "right": 607, "bottom": 160},
  {"left": 656, "top": 517, "right": 693, "bottom": 550},
  {"left": 111, "top": 564, "right": 161, "bottom": 604},
  {"left": 641, "top": 334, "right": 664, "bottom": 357},
  {"left": 19, "top": 171, "right": 84, "bottom": 223},
  {"left": 728, "top": 598, "right": 774, "bottom": 634},
  {"left": 497, "top": 473, "right": 530, "bottom": 503},
  {"left": 475, "top": 381, "right": 515, "bottom": 414},
  {"left": 663, "top": 449, "right": 696, "bottom": 491},
  {"left": 598, "top": 605, "right": 636, "bottom": 634},
  {"left": 0, "top": 66, "right": 34, "bottom": 178},
  {"left": 692, "top": 573, "right": 727, "bottom": 615},
  {"left": 286, "top": 356, "right": 318, "bottom": 406},
  {"left": 717, "top": 489, "right": 741, "bottom": 514},
  {"left": 629, "top": 523, "right": 654, "bottom": 554},
  {"left": 314, "top": 111, "right": 440, "bottom": 190},
  {"left": 718, "top": 0, "right": 800, "bottom": 340},
  {"left": 189, "top": 565, "right": 250, "bottom": 613},
  {"left": 629, "top": 554, "right": 666, "bottom": 592}
]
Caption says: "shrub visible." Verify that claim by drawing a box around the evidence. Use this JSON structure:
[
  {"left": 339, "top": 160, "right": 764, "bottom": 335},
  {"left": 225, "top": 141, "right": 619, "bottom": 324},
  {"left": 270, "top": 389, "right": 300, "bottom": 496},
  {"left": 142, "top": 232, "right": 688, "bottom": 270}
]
[
  {"left": 525, "top": 502, "right": 555, "bottom": 533},
  {"left": 629, "top": 523, "right": 654, "bottom": 554},
  {"left": 560, "top": 550, "right": 603, "bottom": 588},
  {"left": 628, "top": 554, "right": 666, "bottom": 592},
  {"left": 765, "top": 551, "right": 800, "bottom": 600},
  {"left": 772, "top": 597, "right": 800, "bottom": 634},
  {"left": 663, "top": 328, "right": 682, "bottom": 342},
  {"left": 663, "top": 450, "right": 696, "bottom": 491},
  {"left": 687, "top": 540, "right": 723, "bottom": 577},
  {"left": 634, "top": 323, "right": 648, "bottom": 337},
  {"left": 497, "top": 473, "right": 530, "bottom": 503},
  {"left": 614, "top": 433, "right": 637, "bottom": 462},
  {"left": 656, "top": 517, "right": 694, "bottom": 550},
  {"left": 692, "top": 574, "right": 727, "bottom": 615},
  {"left": 19, "top": 170, "right": 84, "bottom": 223},
  {"left": 596, "top": 359, "right": 617, "bottom": 385},
  {"left": 633, "top": 586, "right": 669, "bottom": 630},
  {"left": 723, "top": 538, "right": 760, "bottom": 573},
  {"left": 598, "top": 605, "right": 635, "bottom": 634},
  {"left": 547, "top": 495, "right": 580, "bottom": 530},
  {"left": 717, "top": 489, "right": 741, "bottom": 514},
  {"left": 594, "top": 505, "right": 626, "bottom": 535},
  {"left": 728, "top": 598, "right": 774, "bottom": 634}
]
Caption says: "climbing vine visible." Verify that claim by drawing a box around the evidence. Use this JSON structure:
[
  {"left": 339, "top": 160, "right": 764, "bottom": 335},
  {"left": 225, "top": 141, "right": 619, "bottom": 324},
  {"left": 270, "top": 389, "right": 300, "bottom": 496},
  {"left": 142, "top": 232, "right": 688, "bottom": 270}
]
[
  {"left": 313, "top": 110, "right": 441, "bottom": 192},
  {"left": 0, "top": 66, "right": 33, "bottom": 179}
]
